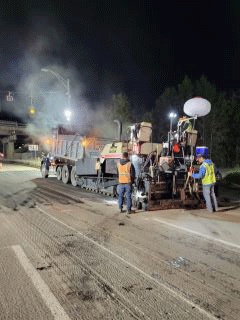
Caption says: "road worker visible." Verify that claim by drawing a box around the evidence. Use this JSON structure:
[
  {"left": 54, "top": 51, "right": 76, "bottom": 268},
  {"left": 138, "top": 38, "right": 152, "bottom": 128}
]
[
  {"left": 117, "top": 152, "right": 135, "bottom": 214},
  {"left": 188, "top": 153, "right": 218, "bottom": 212},
  {"left": 178, "top": 116, "right": 193, "bottom": 133},
  {"left": 95, "top": 158, "right": 101, "bottom": 176},
  {"left": 0, "top": 152, "right": 4, "bottom": 169}
]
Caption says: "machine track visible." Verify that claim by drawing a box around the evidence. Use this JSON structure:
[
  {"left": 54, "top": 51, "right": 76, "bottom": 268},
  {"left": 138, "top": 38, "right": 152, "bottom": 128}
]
[{"left": 33, "top": 177, "right": 113, "bottom": 204}]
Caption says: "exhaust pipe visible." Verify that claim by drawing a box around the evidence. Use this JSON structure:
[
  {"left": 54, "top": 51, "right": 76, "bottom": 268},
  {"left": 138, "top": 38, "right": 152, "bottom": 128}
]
[{"left": 114, "top": 119, "right": 122, "bottom": 141}]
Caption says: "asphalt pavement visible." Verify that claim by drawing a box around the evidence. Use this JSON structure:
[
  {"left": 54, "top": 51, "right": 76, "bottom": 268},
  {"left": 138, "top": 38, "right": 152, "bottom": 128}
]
[{"left": 0, "top": 163, "right": 240, "bottom": 319}]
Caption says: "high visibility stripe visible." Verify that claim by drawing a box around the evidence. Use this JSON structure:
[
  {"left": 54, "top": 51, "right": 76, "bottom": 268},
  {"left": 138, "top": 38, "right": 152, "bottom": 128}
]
[
  {"left": 185, "top": 120, "right": 193, "bottom": 132},
  {"left": 202, "top": 162, "right": 216, "bottom": 185},
  {"left": 102, "top": 153, "right": 123, "bottom": 159},
  {"left": 118, "top": 162, "right": 131, "bottom": 184}
]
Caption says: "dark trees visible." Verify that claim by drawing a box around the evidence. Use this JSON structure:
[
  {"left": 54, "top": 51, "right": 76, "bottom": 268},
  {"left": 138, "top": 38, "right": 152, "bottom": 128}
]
[{"left": 152, "top": 75, "right": 240, "bottom": 167}]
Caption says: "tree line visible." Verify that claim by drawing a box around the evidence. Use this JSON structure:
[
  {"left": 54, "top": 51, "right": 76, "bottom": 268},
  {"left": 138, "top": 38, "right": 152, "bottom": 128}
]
[{"left": 110, "top": 75, "right": 240, "bottom": 168}]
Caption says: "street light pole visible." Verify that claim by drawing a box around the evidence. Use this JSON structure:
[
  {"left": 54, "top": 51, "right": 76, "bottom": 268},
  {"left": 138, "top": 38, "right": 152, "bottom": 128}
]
[
  {"left": 41, "top": 68, "right": 71, "bottom": 108},
  {"left": 169, "top": 112, "right": 177, "bottom": 132},
  {"left": 66, "top": 78, "right": 70, "bottom": 109},
  {"left": 168, "top": 112, "right": 177, "bottom": 155},
  {"left": 41, "top": 68, "right": 73, "bottom": 128}
]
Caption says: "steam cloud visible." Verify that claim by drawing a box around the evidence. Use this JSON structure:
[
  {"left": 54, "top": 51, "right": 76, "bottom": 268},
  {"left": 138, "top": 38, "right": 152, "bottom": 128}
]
[{"left": 0, "top": 13, "right": 123, "bottom": 142}]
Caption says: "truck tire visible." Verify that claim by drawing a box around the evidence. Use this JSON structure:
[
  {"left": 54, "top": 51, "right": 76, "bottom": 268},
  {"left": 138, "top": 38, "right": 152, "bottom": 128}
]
[
  {"left": 56, "top": 167, "right": 62, "bottom": 180},
  {"left": 71, "top": 166, "right": 78, "bottom": 187},
  {"left": 62, "top": 165, "right": 71, "bottom": 184},
  {"left": 41, "top": 163, "right": 49, "bottom": 178}
]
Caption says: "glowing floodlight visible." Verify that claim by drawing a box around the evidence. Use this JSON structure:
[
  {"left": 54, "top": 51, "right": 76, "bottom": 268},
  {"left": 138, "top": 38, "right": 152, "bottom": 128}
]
[
  {"left": 169, "top": 112, "right": 177, "bottom": 119},
  {"left": 82, "top": 139, "right": 89, "bottom": 147},
  {"left": 64, "top": 109, "right": 72, "bottom": 122},
  {"left": 44, "top": 139, "right": 52, "bottom": 145},
  {"left": 169, "top": 112, "right": 177, "bottom": 132},
  {"left": 184, "top": 97, "right": 211, "bottom": 117}
]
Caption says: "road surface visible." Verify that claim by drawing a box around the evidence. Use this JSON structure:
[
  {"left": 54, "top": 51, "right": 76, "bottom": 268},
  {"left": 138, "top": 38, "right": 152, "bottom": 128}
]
[{"left": 0, "top": 163, "right": 240, "bottom": 319}]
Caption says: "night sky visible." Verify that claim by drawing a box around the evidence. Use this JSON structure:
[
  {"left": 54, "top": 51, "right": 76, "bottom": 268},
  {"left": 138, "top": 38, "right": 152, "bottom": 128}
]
[{"left": 1, "top": 0, "right": 240, "bottom": 112}]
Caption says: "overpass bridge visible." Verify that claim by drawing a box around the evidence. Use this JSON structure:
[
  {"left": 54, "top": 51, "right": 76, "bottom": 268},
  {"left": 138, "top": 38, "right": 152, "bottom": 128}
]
[
  {"left": 0, "top": 120, "right": 28, "bottom": 157},
  {"left": 0, "top": 120, "right": 27, "bottom": 136}
]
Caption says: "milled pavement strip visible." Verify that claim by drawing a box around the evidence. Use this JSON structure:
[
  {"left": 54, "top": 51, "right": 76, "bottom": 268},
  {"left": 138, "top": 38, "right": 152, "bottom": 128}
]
[
  {"left": 37, "top": 205, "right": 217, "bottom": 320},
  {"left": 12, "top": 245, "right": 71, "bottom": 320},
  {"left": 153, "top": 218, "right": 240, "bottom": 251}
]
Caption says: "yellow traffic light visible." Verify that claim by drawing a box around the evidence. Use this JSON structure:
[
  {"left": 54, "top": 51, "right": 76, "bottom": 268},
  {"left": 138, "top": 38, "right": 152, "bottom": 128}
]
[{"left": 28, "top": 106, "right": 36, "bottom": 116}]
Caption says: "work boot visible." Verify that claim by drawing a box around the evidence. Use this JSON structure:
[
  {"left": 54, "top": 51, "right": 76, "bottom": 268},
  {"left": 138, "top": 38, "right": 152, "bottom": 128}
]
[
  {"left": 127, "top": 209, "right": 135, "bottom": 214},
  {"left": 119, "top": 208, "right": 123, "bottom": 213}
]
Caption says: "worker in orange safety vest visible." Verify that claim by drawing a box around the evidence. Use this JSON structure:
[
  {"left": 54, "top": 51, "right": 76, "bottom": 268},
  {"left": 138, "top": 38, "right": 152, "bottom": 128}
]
[{"left": 117, "top": 152, "right": 135, "bottom": 214}]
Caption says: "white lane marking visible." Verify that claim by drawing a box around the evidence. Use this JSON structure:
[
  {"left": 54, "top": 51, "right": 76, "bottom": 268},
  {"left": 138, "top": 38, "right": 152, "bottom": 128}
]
[
  {"left": 12, "top": 245, "right": 70, "bottom": 320},
  {"left": 37, "top": 206, "right": 216, "bottom": 319},
  {"left": 153, "top": 218, "right": 240, "bottom": 251},
  {"left": 104, "top": 200, "right": 118, "bottom": 205}
]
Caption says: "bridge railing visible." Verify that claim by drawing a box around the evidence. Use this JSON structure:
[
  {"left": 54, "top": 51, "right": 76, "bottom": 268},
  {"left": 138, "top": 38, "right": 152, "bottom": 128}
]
[{"left": 0, "top": 120, "right": 27, "bottom": 128}]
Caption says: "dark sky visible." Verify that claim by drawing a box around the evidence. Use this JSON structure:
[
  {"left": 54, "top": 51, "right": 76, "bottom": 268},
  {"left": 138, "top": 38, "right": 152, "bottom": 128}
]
[{"left": 1, "top": 0, "right": 240, "bottom": 111}]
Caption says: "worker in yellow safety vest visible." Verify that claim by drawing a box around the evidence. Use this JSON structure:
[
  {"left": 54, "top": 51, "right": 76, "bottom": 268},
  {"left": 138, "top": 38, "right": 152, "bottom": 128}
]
[
  {"left": 188, "top": 153, "right": 218, "bottom": 212},
  {"left": 117, "top": 152, "right": 135, "bottom": 214}
]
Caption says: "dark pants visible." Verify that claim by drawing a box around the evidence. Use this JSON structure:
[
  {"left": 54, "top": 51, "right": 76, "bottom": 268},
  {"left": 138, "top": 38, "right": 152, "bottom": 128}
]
[{"left": 118, "top": 184, "right": 132, "bottom": 211}]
